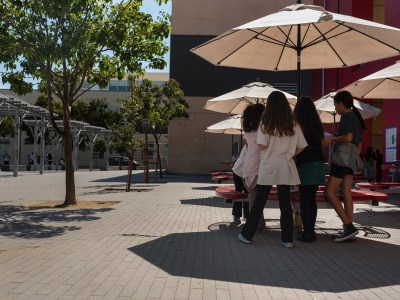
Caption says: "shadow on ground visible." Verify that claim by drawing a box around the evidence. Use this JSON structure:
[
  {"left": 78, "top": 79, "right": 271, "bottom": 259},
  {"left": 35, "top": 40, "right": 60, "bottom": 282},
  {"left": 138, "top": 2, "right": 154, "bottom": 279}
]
[
  {"left": 128, "top": 222, "right": 400, "bottom": 293},
  {"left": 180, "top": 197, "right": 231, "bottom": 208},
  {"left": 0, "top": 205, "right": 113, "bottom": 239},
  {"left": 91, "top": 172, "right": 211, "bottom": 184}
]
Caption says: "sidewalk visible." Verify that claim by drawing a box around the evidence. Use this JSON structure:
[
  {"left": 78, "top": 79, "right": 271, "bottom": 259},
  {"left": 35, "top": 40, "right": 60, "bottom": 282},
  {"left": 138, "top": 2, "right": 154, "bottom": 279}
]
[{"left": 0, "top": 170, "right": 400, "bottom": 299}]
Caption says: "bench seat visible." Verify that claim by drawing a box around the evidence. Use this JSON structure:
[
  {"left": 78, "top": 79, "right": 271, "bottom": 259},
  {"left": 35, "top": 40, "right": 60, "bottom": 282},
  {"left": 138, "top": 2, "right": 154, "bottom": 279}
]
[
  {"left": 216, "top": 185, "right": 387, "bottom": 205},
  {"left": 212, "top": 175, "right": 233, "bottom": 183}
]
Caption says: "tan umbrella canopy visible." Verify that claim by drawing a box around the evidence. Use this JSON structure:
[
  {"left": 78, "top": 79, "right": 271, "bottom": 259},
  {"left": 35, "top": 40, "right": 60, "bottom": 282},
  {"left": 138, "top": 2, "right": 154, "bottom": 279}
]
[
  {"left": 205, "top": 115, "right": 242, "bottom": 135},
  {"left": 204, "top": 82, "right": 297, "bottom": 114},
  {"left": 344, "top": 60, "right": 400, "bottom": 99},
  {"left": 191, "top": 1, "right": 400, "bottom": 98},
  {"left": 315, "top": 92, "right": 382, "bottom": 124}
]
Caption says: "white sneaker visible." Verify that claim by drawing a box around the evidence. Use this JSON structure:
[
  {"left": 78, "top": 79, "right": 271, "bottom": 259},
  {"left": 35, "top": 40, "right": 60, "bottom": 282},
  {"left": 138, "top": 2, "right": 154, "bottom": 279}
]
[
  {"left": 238, "top": 234, "right": 251, "bottom": 244},
  {"left": 281, "top": 242, "right": 293, "bottom": 248}
]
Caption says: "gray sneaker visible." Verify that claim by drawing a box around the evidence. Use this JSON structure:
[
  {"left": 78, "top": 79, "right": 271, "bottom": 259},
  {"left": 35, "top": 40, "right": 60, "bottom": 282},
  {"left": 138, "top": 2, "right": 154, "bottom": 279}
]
[{"left": 334, "top": 224, "right": 359, "bottom": 242}]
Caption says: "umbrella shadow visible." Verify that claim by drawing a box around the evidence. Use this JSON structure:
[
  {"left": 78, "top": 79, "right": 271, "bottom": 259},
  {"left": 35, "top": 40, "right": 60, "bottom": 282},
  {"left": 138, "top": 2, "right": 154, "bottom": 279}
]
[
  {"left": 91, "top": 173, "right": 210, "bottom": 184},
  {"left": 128, "top": 224, "right": 400, "bottom": 292},
  {"left": 180, "top": 197, "right": 231, "bottom": 208},
  {"left": 0, "top": 204, "right": 113, "bottom": 239}
]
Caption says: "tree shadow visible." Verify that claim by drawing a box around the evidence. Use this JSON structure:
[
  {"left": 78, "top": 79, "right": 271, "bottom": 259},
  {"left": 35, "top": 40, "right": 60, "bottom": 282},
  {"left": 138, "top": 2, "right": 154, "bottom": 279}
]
[
  {"left": 128, "top": 223, "right": 400, "bottom": 292},
  {"left": 0, "top": 204, "right": 113, "bottom": 239}
]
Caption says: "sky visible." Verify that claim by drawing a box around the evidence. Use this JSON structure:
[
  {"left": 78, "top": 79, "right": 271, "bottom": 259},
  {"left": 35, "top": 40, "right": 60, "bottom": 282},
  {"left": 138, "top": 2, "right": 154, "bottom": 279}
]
[{"left": 0, "top": 0, "right": 172, "bottom": 89}]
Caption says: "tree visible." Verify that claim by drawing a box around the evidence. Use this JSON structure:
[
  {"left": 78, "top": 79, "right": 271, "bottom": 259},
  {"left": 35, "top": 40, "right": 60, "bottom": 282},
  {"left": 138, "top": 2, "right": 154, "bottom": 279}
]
[
  {"left": 111, "top": 95, "right": 144, "bottom": 191},
  {"left": 127, "top": 77, "right": 188, "bottom": 181},
  {"left": 148, "top": 79, "right": 187, "bottom": 178},
  {"left": 0, "top": 0, "right": 170, "bottom": 205}
]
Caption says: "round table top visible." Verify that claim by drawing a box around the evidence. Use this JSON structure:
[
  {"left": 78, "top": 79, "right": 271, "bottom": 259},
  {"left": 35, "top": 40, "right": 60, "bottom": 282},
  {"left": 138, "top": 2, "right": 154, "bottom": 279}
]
[{"left": 381, "top": 164, "right": 400, "bottom": 169}]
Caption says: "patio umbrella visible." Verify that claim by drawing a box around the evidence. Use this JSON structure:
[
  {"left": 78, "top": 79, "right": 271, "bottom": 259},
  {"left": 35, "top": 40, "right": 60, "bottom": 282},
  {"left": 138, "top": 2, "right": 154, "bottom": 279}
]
[
  {"left": 205, "top": 115, "right": 242, "bottom": 135},
  {"left": 205, "top": 114, "right": 243, "bottom": 153},
  {"left": 190, "top": 1, "right": 400, "bottom": 98},
  {"left": 344, "top": 60, "right": 400, "bottom": 99},
  {"left": 204, "top": 81, "right": 297, "bottom": 114},
  {"left": 315, "top": 91, "right": 382, "bottom": 124}
]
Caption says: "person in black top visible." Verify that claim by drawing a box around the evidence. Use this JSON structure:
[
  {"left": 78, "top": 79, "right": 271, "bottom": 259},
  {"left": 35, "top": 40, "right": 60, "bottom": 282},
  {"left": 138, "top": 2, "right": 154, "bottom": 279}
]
[
  {"left": 293, "top": 96, "right": 326, "bottom": 243},
  {"left": 324, "top": 91, "right": 366, "bottom": 242},
  {"left": 375, "top": 149, "right": 383, "bottom": 182}
]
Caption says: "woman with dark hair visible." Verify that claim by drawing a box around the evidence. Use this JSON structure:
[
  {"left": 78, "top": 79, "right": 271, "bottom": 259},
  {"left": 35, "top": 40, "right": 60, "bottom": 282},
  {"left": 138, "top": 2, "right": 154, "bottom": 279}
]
[
  {"left": 324, "top": 90, "right": 366, "bottom": 242},
  {"left": 293, "top": 96, "right": 326, "bottom": 243},
  {"left": 239, "top": 91, "right": 307, "bottom": 247},
  {"left": 241, "top": 103, "right": 266, "bottom": 229}
]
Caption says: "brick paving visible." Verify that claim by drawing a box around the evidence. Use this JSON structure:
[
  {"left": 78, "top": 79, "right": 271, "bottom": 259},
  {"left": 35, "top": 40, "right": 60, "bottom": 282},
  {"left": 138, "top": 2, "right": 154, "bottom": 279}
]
[{"left": 0, "top": 170, "right": 400, "bottom": 299}]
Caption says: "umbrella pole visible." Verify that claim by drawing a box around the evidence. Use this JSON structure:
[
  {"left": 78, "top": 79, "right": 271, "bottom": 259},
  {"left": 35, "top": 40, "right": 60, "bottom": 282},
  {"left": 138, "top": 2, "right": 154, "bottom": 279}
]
[{"left": 297, "top": 24, "right": 301, "bottom": 99}]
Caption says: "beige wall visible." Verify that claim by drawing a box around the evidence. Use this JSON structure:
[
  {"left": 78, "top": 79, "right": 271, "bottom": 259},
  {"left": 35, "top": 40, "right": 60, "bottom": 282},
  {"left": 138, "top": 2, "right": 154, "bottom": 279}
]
[
  {"left": 168, "top": 96, "right": 242, "bottom": 174},
  {"left": 172, "top": 0, "right": 314, "bottom": 36}
]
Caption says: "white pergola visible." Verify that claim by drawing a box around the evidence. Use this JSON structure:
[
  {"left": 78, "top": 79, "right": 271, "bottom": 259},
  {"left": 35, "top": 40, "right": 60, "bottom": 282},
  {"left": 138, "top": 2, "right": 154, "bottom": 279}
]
[
  {"left": 1, "top": 93, "right": 114, "bottom": 176},
  {"left": 0, "top": 94, "right": 54, "bottom": 177}
]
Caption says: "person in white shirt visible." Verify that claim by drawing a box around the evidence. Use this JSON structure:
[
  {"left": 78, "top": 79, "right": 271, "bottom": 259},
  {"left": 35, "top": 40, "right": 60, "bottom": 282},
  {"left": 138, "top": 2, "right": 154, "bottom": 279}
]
[{"left": 239, "top": 91, "right": 307, "bottom": 248}]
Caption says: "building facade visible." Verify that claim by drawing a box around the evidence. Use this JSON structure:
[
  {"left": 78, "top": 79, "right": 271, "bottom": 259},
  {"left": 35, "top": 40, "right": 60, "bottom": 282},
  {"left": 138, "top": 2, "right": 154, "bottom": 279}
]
[{"left": 169, "top": 0, "right": 400, "bottom": 176}]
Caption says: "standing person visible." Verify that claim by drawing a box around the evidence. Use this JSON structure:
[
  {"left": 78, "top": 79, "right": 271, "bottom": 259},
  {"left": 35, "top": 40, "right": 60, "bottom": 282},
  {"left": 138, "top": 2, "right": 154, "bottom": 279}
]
[
  {"left": 293, "top": 96, "right": 326, "bottom": 243},
  {"left": 239, "top": 91, "right": 307, "bottom": 247},
  {"left": 241, "top": 103, "right": 266, "bottom": 230},
  {"left": 3, "top": 154, "right": 10, "bottom": 165},
  {"left": 324, "top": 90, "right": 366, "bottom": 242},
  {"left": 232, "top": 145, "right": 249, "bottom": 223},
  {"left": 363, "top": 146, "right": 376, "bottom": 182},
  {"left": 375, "top": 149, "right": 383, "bottom": 182}
]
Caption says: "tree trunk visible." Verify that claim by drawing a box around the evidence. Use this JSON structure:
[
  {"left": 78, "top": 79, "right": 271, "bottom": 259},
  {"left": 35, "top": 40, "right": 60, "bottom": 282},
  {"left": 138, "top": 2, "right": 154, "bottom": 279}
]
[
  {"left": 144, "top": 132, "right": 149, "bottom": 183},
  {"left": 63, "top": 118, "right": 77, "bottom": 205},
  {"left": 126, "top": 149, "right": 134, "bottom": 192},
  {"left": 156, "top": 141, "right": 163, "bottom": 178}
]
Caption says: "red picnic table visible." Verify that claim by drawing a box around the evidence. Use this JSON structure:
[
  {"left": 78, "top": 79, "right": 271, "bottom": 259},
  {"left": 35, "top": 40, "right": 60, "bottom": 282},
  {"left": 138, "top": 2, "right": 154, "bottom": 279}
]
[
  {"left": 355, "top": 181, "right": 400, "bottom": 205},
  {"left": 381, "top": 164, "right": 400, "bottom": 182},
  {"left": 216, "top": 185, "right": 387, "bottom": 206}
]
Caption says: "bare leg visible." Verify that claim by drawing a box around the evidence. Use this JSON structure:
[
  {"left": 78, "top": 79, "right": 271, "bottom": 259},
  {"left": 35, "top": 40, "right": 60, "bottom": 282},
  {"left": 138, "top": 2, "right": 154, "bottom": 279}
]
[
  {"left": 340, "top": 174, "right": 354, "bottom": 222},
  {"left": 324, "top": 176, "right": 351, "bottom": 225}
]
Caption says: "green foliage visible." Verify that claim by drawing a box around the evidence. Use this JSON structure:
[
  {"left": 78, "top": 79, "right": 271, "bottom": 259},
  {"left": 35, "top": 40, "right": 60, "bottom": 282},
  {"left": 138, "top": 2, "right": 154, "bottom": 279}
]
[
  {"left": 72, "top": 98, "right": 122, "bottom": 129},
  {"left": 0, "top": 0, "right": 171, "bottom": 102},
  {"left": 0, "top": 117, "right": 15, "bottom": 137},
  {"left": 35, "top": 94, "right": 63, "bottom": 119},
  {"left": 72, "top": 98, "right": 122, "bottom": 151}
]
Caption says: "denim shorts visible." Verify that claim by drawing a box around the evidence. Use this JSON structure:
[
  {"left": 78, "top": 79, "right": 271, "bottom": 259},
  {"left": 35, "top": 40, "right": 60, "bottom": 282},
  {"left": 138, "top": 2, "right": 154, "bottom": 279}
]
[{"left": 329, "top": 163, "right": 353, "bottom": 179}]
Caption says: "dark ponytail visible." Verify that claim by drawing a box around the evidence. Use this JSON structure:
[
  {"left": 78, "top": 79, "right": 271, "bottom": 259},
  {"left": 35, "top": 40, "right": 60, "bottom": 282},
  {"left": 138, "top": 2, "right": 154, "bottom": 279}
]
[{"left": 334, "top": 91, "right": 366, "bottom": 130}]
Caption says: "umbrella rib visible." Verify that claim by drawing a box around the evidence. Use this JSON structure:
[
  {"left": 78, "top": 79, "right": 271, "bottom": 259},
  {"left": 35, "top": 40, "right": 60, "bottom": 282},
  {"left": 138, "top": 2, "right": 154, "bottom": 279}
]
[
  {"left": 215, "top": 30, "right": 269, "bottom": 65},
  {"left": 358, "top": 78, "right": 399, "bottom": 98},
  {"left": 250, "top": 27, "right": 296, "bottom": 48},
  {"left": 216, "top": 27, "right": 296, "bottom": 66},
  {"left": 301, "top": 23, "right": 348, "bottom": 49},
  {"left": 311, "top": 23, "right": 347, "bottom": 66},
  {"left": 337, "top": 21, "right": 400, "bottom": 52},
  {"left": 274, "top": 26, "right": 295, "bottom": 71},
  {"left": 190, "top": 30, "right": 238, "bottom": 50}
]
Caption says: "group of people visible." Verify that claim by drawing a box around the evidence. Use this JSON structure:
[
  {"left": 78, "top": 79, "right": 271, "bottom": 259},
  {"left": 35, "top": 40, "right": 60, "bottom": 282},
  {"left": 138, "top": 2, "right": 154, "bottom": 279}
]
[{"left": 231, "top": 90, "right": 366, "bottom": 248}]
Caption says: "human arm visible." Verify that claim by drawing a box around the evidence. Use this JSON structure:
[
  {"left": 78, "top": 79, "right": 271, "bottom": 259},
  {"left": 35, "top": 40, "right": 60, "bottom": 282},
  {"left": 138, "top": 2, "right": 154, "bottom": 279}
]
[{"left": 323, "top": 132, "right": 353, "bottom": 146}]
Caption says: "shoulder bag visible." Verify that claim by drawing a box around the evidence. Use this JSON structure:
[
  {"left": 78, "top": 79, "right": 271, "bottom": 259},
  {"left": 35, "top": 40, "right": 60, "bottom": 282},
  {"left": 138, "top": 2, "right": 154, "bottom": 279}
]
[{"left": 330, "top": 142, "right": 363, "bottom": 174}]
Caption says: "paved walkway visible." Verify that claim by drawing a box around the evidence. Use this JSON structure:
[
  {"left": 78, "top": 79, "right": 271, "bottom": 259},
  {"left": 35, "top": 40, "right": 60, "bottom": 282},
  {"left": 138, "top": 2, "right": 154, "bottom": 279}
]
[{"left": 1, "top": 170, "right": 400, "bottom": 299}]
